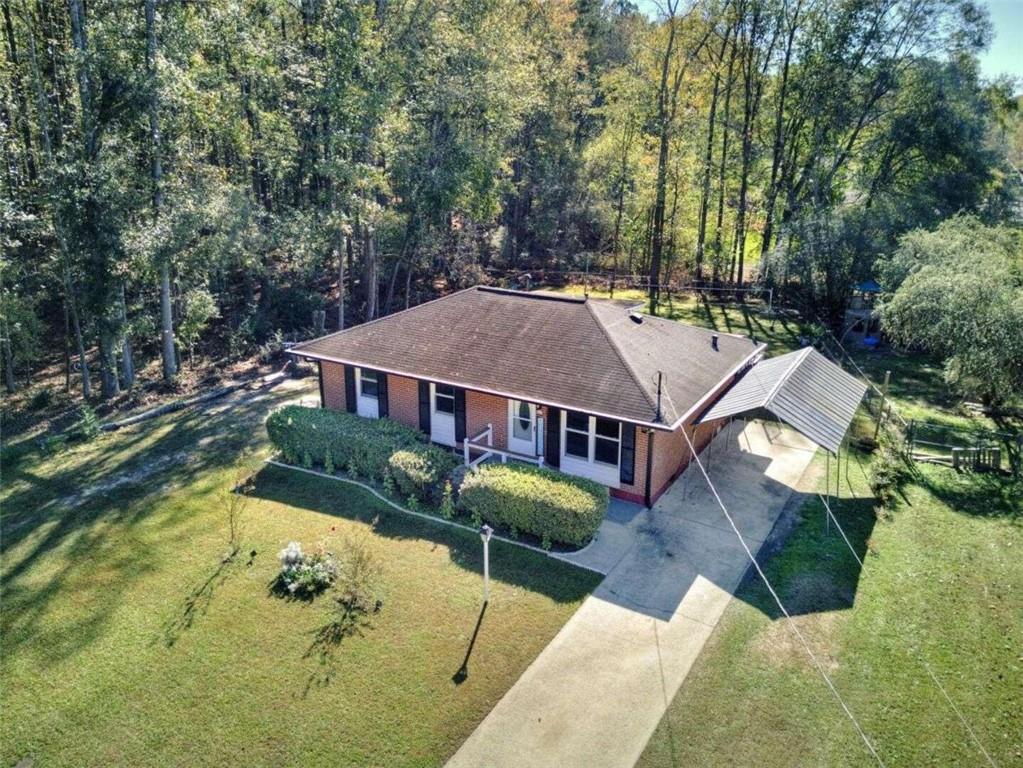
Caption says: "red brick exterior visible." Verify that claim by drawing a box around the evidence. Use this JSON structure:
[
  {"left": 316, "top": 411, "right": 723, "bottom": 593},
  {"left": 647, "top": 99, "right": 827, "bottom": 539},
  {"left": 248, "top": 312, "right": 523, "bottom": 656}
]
[
  {"left": 321, "top": 361, "right": 346, "bottom": 411},
  {"left": 317, "top": 359, "right": 741, "bottom": 507},
  {"left": 387, "top": 373, "right": 420, "bottom": 429}
]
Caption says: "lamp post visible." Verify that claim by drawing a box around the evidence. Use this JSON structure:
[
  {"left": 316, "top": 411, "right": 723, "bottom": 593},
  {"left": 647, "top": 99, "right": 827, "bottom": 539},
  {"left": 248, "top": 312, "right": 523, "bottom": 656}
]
[{"left": 479, "top": 524, "right": 493, "bottom": 604}]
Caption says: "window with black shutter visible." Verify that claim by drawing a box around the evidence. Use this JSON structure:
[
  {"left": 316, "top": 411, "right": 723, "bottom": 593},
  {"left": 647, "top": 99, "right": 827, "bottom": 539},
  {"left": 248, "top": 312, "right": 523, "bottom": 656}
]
[
  {"left": 620, "top": 424, "right": 636, "bottom": 485},
  {"left": 343, "top": 366, "right": 356, "bottom": 413},
  {"left": 418, "top": 380, "right": 431, "bottom": 433}
]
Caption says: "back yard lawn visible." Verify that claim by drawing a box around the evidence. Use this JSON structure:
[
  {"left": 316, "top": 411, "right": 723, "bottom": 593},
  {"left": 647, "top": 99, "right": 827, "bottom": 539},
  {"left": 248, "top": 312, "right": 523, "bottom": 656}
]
[
  {"left": 637, "top": 453, "right": 1022, "bottom": 767},
  {"left": 1, "top": 382, "right": 598, "bottom": 767}
]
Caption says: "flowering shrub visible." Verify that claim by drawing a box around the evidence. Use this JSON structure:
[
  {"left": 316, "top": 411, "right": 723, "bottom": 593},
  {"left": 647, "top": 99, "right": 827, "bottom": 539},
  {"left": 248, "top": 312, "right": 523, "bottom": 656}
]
[{"left": 276, "top": 541, "right": 339, "bottom": 597}]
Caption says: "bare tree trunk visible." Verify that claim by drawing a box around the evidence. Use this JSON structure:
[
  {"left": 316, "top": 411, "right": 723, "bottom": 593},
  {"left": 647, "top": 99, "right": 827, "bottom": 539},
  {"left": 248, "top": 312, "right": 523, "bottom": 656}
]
[
  {"left": 2, "top": 0, "right": 37, "bottom": 182},
  {"left": 63, "top": 297, "right": 71, "bottom": 391},
  {"left": 363, "top": 224, "right": 377, "bottom": 320},
  {"left": 98, "top": 328, "right": 120, "bottom": 399},
  {"left": 2, "top": 315, "right": 16, "bottom": 394},
  {"left": 146, "top": 0, "right": 177, "bottom": 384},
  {"left": 648, "top": 10, "right": 679, "bottom": 316},
  {"left": 759, "top": 0, "right": 800, "bottom": 273},
  {"left": 384, "top": 259, "right": 401, "bottom": 316},
  {"left": 119, "top": 282, "right": 135, "bottom": 389},
  {"left": 404, "top": 261, "right": 413, "bottom": 310},
  {"left": 338, "top": 241, "right": 346, "bottom": 331},
  {"left": 26, "top": 10, "right": 90, "bottom": 397},
  {"left": 712, "top": 38, "right": 738, "bottom": 284},
  {"left": 696, "top": 23, "right": 732, "bottom": 282}
]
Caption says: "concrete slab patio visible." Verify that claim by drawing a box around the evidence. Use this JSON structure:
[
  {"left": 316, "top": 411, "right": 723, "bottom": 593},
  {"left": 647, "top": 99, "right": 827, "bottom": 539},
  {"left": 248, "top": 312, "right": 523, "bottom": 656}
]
[{"left": 446, "top": 420, "right": 818, "bottom": 768}]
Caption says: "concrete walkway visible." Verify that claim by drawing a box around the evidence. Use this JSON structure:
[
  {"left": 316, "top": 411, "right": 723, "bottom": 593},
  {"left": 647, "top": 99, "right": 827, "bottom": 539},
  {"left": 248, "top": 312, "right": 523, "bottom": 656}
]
[{"left": 446, "top": 420, "right": 818, "bottom": 768}]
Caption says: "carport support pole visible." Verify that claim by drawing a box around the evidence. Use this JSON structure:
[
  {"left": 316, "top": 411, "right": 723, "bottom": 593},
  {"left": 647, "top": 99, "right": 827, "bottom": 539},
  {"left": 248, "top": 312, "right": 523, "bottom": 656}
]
[{"left": 825, "top": 451, "right": 831, "bottom": 536}]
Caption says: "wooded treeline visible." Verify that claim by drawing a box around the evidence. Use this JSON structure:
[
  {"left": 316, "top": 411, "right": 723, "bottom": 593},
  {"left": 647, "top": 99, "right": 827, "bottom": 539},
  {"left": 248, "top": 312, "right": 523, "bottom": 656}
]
[{"left": 1, "top": 0, "right": 1019, "bottom": 399}]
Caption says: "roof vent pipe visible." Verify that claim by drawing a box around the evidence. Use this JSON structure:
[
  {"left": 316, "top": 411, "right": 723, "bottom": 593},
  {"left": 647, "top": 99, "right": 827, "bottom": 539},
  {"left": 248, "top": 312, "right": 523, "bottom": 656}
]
[
  {"left": 629, "top": 312, "right": 643, "bottom": 324},
  {"left": 711, "top": 334, "right": 719, "bottom": 351}
]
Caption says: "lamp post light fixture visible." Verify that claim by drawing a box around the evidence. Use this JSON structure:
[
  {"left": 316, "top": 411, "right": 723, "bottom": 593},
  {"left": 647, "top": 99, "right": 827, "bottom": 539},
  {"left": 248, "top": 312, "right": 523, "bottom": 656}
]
[{"left": 479, "top": 524, "right": 493, "bottom": 604}]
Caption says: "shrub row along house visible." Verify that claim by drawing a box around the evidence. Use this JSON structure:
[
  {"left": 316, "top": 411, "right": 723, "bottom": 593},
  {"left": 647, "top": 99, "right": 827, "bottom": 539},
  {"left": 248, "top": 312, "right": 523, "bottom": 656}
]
[{"left": 289, "top": 287, "right": 764, "bottom": 506}]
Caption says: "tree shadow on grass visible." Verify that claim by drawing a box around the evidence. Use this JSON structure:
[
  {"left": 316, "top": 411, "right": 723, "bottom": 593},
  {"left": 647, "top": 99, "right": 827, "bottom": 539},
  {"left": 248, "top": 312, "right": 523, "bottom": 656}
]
[
  {"left": 247, "top": 464, "right": 601, "bottom": 606},
  {"left": 161, "top": 553, "right": 242, "bottom": 648},
  {"left": 1, "top": 381, "right": 310, "bottom": 666},
  {"left": 915, "top": 467, "right": 1022, "bottom": 521},
  {"left": 301, "top": 600, "right": 377, "bottom": 696}
]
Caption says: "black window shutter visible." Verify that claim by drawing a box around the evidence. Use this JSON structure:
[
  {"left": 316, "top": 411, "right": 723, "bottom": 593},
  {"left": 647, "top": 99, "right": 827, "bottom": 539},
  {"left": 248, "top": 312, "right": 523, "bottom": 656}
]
[
  {"left": 418, "top": 381, "right": 431, "bottom": 434},
  {"left": 344, "top": 366, "right": 356, "bottom": 413},
  {"left": 620, "top": 423, "right": 636, "bottom": 485},
  {"left": 454, "top": 388, "right": 466, "bottom": 443},
  {"left": 545, "top": 407, "right": 561, "bottom": 468},
  {"left": 377, "top": 371, "right": 389, "bottom": 419},
  {"left": 317, "top": 361, "right": 325, "bottom": 408}
]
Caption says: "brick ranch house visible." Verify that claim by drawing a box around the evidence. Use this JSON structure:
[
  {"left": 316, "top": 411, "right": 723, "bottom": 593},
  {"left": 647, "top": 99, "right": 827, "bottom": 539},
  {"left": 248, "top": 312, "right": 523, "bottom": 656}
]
[{"left": 288, "top": 286, "right": 765, "bottom": 506}]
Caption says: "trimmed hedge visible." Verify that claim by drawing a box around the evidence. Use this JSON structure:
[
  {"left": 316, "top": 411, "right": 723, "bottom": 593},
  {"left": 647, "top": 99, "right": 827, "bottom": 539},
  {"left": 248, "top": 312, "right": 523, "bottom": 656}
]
[
  {"left": 388, "top": 446, "right": 461, "bottom": 504},
  {"left": 266, "top": 406, "right": 426, "bottom": 481},
  {"left": 458, "top": 464, "right": 608, "bottom": 548}
]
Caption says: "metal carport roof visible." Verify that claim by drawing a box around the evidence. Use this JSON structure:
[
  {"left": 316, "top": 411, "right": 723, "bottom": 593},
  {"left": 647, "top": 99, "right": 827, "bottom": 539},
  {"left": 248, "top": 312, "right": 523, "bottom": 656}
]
[{"left": 698, "top": 347, "right": 867, "bottom": 454}]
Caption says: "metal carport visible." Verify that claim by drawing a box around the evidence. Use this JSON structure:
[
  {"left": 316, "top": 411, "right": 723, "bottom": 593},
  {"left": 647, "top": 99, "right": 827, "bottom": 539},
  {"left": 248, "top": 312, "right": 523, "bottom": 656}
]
[{"left": 699, "top": 347, "right": 868, "bottom": 456}]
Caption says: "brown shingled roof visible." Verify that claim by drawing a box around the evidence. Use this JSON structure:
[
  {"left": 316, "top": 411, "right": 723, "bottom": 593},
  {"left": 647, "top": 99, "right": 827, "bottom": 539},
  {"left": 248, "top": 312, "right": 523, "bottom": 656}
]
[{"left": 289, "top": 286, "right": 763, "bottom": 428}]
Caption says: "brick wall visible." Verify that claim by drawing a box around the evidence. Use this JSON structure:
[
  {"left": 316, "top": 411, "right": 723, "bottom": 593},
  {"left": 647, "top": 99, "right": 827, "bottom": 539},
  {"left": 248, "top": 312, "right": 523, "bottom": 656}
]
[
  {"left": 387, "top": 373, "right": 421, "bottom": 431},
  {"left": 467, "top": 391, "right": 510, "bottom": 449},
  {"left": 321, "top": 362, "right": 346, "bottom": 410}
]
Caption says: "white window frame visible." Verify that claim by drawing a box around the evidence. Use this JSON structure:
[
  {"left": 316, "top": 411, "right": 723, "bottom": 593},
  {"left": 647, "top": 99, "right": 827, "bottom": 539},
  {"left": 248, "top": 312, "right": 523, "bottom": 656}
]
[
  {"left": 433, "top": 383, "right": 456, "bottom": 415},
  {"left": 560, "top": 411, "right": 621, "bottom": 487},
  {"left": 355, "top": 368, "right": 380, "bottom": 419}
]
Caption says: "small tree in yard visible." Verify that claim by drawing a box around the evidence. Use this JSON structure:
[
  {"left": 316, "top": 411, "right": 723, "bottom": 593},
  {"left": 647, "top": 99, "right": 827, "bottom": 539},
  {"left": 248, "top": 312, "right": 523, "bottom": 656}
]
[
  {"left": 224, "top": 467, "right": 254, "bottom": 561},
  {"left": 178, "top": 287, "right": 220, "bottom": 367}
]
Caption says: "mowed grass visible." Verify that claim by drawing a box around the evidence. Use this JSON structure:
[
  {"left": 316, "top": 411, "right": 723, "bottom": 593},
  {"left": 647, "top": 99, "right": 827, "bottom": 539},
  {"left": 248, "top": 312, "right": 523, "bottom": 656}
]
[
  {"left": 1, "top": 383, "right": 598, "bottom": 767},
  {"left": 638, "top": 452, "right": 1022, "bottom": 767}
]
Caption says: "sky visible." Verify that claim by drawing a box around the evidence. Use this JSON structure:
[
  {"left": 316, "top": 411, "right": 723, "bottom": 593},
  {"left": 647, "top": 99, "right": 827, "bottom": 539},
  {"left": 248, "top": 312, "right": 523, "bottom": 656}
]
[
  {"left": 981, "top": 0, "right": 1023, "bottom": 82},
  {"left": 632, "top": 0, "right": 1023, "bottom": 83}
]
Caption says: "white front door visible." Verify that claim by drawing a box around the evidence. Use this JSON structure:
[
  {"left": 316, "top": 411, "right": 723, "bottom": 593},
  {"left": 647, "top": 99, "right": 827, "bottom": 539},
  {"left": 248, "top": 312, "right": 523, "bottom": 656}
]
[
  {"left": 507, "top": 400, "right": 537, "bottom": 455},
  {"left": 430, "top": 383, "right": 457, "bottom": 446}
]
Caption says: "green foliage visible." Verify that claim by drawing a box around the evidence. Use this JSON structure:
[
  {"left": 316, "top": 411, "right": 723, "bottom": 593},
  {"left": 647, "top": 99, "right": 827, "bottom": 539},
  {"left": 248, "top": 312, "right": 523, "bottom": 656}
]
[
  {"left": 28, "top": 388, "right": 53, "bottom": 411},
  {"left": 72, "top": 405, "right": 101, "bottom": 442},
  {"left": 266, "top": 405, "right": 426, "bottom": 483},
  {"left": 439, "top": 480, "right": 455, "bottom": 520},
  {"left": 324, "top": 448, "right": 335, "bottom": 475},
  {"left": 879, "top": 216, "right": 1023, "bottom": 405},
  {"left": 868, "top": 437, "right": 914, "bottom": 515},
  {"left": 387, "top": 447, "right": 460, "bottom": 505},
  {"left": 178, "top": 287, "right": 219, "bottom": 363},
  {"left": 458, "top": 464, "right": 608, "bottom": 547}
]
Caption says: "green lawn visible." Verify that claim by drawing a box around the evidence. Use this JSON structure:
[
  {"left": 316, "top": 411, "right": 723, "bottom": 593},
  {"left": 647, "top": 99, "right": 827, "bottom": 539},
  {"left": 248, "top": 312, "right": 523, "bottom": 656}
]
[
  {"left": 1, "top": 383, "right": 598, "bottom": 767},
  {"left": 638, "top": 451, "right": 1022, "bottom": 767}
]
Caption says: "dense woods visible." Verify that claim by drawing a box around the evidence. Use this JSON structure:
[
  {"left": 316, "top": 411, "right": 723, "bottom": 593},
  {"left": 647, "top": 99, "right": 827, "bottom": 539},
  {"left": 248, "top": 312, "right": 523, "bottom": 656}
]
[{"left": 1, "top": 0, "right": 1020, "bottom": 401}]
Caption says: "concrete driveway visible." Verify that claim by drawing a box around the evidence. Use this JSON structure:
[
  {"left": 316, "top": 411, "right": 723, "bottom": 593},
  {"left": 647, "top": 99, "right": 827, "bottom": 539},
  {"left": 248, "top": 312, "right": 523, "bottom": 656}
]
[{"left": 446, "top": 420, "right": 818, "bottom": 768}]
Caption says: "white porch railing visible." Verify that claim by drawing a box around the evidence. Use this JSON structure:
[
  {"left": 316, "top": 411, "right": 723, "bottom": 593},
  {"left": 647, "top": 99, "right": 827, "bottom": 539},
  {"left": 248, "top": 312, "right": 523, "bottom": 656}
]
[{"left": 463, "top": 422, "right": 545, "bottom": 472}]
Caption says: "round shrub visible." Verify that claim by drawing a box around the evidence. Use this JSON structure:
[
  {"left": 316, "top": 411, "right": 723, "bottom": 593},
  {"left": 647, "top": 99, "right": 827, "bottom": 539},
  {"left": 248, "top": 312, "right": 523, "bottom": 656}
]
[
  {"left": 388, "top": 446, "right": 460, "bottom": 504},
  {"left": 457, "top": 464, "right": 608, "bottom": 548}
]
